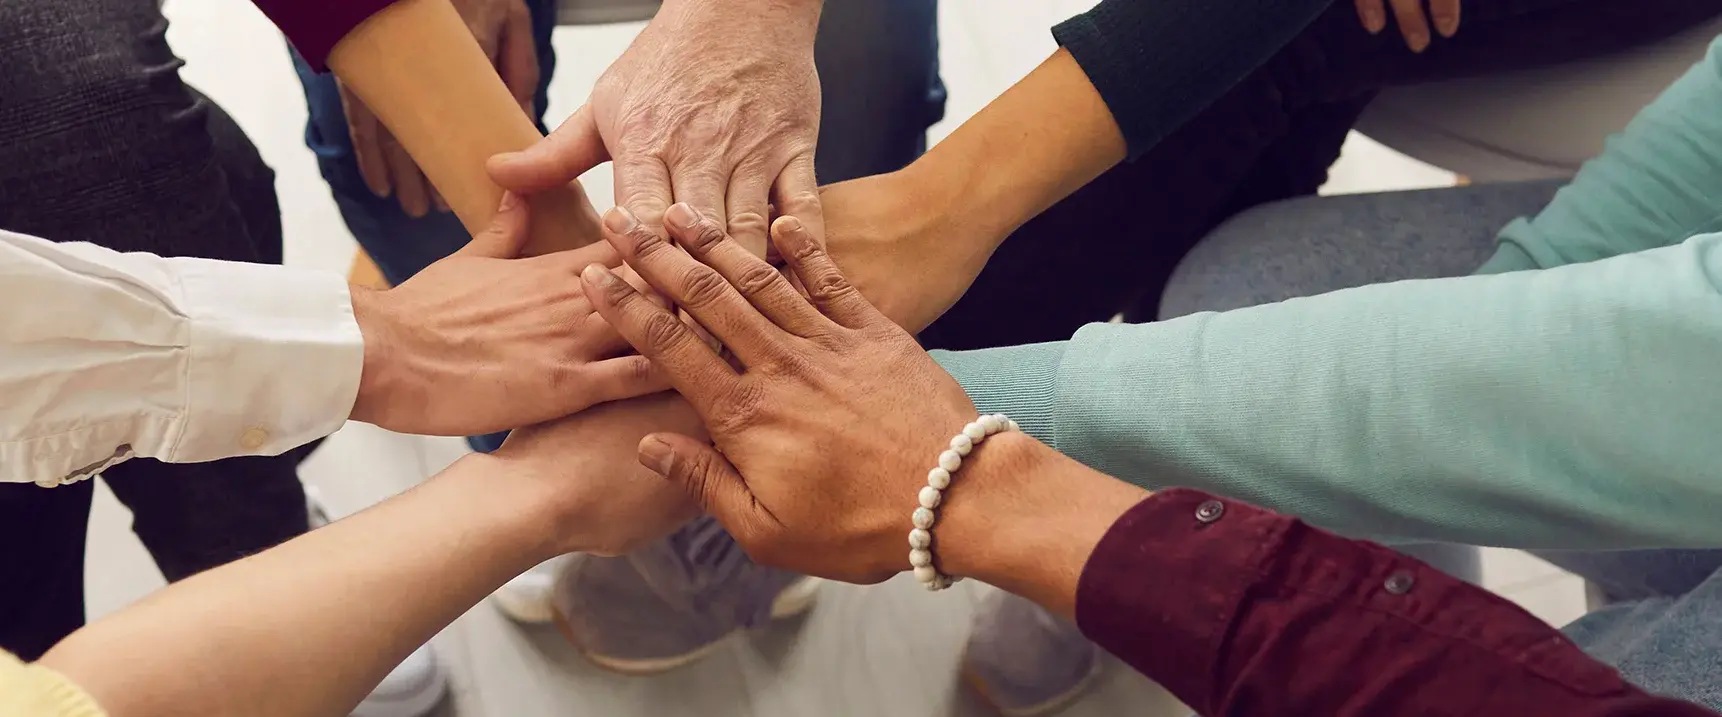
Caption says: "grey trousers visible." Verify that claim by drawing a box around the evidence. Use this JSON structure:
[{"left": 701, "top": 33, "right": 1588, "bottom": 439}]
[
  {"left": 0, "top": 0, "right": 311, "bottom": 660},
  {"left": 1164, "top": 180, "right": 1722, "bottom": 709}
]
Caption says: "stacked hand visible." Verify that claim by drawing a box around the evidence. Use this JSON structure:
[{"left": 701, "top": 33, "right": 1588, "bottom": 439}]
[
  {"left": 488, "top": 0, "right": 825, "bottom": 256},
  {"left": 348, "top": 192, "right": 666, "bottom": 437},
  {"left": 578, "top": 201, "right": 1021, "bottom": 583}
]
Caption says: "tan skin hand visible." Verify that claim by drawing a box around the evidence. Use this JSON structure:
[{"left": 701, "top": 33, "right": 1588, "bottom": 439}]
[
  {"left": 348, "top": 193, "right": 669, "bottom": 436},
  {"left": 344, "top": 0, "right": 539, "bottom": 217},
  {"left": 582, "top": 203, "right": 984, "bottom": 583},
  {"left": 1355, "top": 0, "right": 1461, "bottom": 53}
]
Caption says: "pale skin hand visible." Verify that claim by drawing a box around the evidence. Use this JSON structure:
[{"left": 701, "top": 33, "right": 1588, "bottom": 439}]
[
  {"left": 487, "top": 0, "right": 826, "bottom": 256},
  {"left": 344, "top": 0, "right": 539, "bottom": 217},
  {"left": 347, "top": 192, "right": 668, "bottom": 436},
  {"left": 1355, "top": 0, "right": 1461, "bottom": 53}
]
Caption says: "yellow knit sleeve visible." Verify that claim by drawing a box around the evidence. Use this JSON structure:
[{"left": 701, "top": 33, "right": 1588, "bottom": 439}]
[{"left": 0, "top": 649, "right": 106, "bottom": 717}]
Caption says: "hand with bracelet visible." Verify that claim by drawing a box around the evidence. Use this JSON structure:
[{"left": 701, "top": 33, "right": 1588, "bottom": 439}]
[{"left": 577, "top": 203, "right": 1721, "bottom": 717}]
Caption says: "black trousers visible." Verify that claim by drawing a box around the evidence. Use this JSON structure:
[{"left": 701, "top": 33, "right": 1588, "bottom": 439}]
[
  {"left": 920, "top": 0, "right": 1722, "bottom": 351},
  {"left": 0, "top": 0, "right": 311, "bottom": 659}
]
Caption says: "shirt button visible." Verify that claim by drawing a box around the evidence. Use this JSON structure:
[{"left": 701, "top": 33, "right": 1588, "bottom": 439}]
[
  {"left": 240, "top": 427, "right": 270, "bottom": 450},
  {"left": 1194, "top": 499, "right": 1225, "bottom": 524},
  {"left": 1385, "top": 571, "right": 1416, "bottom": 595}
]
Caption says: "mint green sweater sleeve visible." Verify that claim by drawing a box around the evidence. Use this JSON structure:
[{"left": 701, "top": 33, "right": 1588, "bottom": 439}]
[
  {"left": 937, "top": 235, "right": 1722, "bottom": 548},
  {"left": 930, "top": 35, "right": 1722, "bottom": 550}
]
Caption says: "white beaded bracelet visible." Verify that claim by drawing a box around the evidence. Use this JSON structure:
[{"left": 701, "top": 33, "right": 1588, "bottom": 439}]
[{"left": 911, "top": 413, "right": 1019, "bottom": 591}]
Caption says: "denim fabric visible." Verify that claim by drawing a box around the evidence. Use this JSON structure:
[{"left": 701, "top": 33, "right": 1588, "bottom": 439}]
[
  {"left": 292, "top": 0, "right": 943, "bottom": 452},
  {"left": 1563, "top": 555, "right": 1722, "bottom": 709}
]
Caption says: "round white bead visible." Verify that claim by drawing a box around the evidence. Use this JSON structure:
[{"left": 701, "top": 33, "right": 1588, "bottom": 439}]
[
  {"left": 981, "top": 415, "right": 1004, "bottom": 435},
  {"left": 918, "top": 486, "right": 943, "bottom": 509},
  {"left": 908, "top": 528, "right": 931, "bottom": 549},
  {"left": 927, "top": 467, "right": 951, "bottom": 490},
  {"left": 951, "top": 433, "right": 973, "bottom": 456},
  {"left": 1007, "top": 419, "right": 1020, "bottom": 432},
  {"left": 912, "top": 507, "right": 936, "bottom": 529},
  {"left": 909, "top": 549, "right": 933, "bottom": 568},
  {"left": 938, "top": 450, "right": 962, "bottom": 473},
  {"left": 963, "top": 422, "right": 987, "bottom": 442},
  {"left": 913, "top": 565, "right": 939, "bottom": 584}
]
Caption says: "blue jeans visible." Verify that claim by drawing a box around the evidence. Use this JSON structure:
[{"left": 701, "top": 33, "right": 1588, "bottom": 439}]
[{"left": 292, "top": 0, "right": 944, "bottom": 451}]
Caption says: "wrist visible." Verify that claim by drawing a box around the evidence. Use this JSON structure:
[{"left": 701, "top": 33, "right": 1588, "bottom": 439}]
[
  {"left": 348, "top": 287, "right": 406, "bottom": 426},
  {"left": 936, "top": 430, "right": 1148, "bottom": 618},
  {"left": 439, "top": 452, "right": 567, "bottom": 563},
  {"left": 661, "top": 0, "right": 822, "bottom": 44}
]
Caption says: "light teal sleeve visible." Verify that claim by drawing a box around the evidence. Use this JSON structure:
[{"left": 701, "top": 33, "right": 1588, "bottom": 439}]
[
  {"left": 1478, "top": 34, "right": 1722, "bottom": 276},
  {"left": 940, "top": 235, "right": 1722, "bottom": 548}
]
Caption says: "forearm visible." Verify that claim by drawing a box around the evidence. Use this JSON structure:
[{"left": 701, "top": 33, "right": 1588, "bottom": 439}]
[
  {"left": 327, "top": 0, "right": 600, "bottom": 255},
  {"left": 905, "top": 49, "right": 1125, "bottom": 264},
  {"left": 938, "top": 234, "right": 1722, "bottom": 549},
  {"left": 39, "top": 454, "right": 553, "bottom": 717}
]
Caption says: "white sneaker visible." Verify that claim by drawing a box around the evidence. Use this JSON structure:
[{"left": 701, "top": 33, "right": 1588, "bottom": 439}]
[
  {"left": 490, "top": 555, "right": 570, "bottom": 624},
  {"left": 304, "top": 487, "right": 450, "bottom": 717},
  {"left": 349, "top": 645, "right": 448, "bottom": 717}
]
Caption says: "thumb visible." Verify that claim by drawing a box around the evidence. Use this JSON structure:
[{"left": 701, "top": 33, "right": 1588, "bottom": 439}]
[
  {"left": 459, "top": 191, "right": 530, "bottom": 258},
  {"left": 487, "top": 104, "right": 609, "bottom": 193},
  {"left": 638, "top": 433, "right": 752, "bottom": 521}
]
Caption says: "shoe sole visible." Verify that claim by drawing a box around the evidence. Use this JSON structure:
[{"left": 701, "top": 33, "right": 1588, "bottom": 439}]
[
  {"left": 491, "top": 589, "right": 556, "bottom": 625},
  {"left": 557, "top": 576, "right": 823, "bottom": 676},
  {"left": 961, "top": 652, "right": 1104, "bottom": 717}
]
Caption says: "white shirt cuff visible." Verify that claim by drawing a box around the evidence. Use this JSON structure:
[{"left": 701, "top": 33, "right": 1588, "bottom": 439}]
[{"left": 166, "top": 257, "right": 364, "bottom": 462}]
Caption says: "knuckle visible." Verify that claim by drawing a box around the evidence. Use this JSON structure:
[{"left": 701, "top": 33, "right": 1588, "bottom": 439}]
[
  {"left": 625, "top": 227, "right": 674, "bottom": 260},
  {"left": 732, "top": 262, "right": 782, "bottom": 298},
  {"left": 726, "top": 210, "right": 769, "bottom": 240},
  {"left": 639, "top": 310, "right": 690, "bottom": 351},
  {"left": 804, "top": 269, "right": 856, "bottom": 304},
  {"left": 777, "top": 190, "right": 821, "bottom": 216},
  {"left": 677, "top": 267, "right": 733, "bottom": 308},
  {"left": 680, "top": 219, "right": 730, "bottom": 255}
]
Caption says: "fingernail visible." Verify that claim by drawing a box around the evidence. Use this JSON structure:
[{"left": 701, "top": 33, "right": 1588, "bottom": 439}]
[
  {"left": 1408, "top": 33, "right": 1429, "bottom": 52},
  {"left": 666, "top": 203, "right": 701, "bottom": 230},
  {"left": 581, "top": 263, "right": 620, "bottom": 288},
  {"left": 1436, "top": 16, "right": 1458, "bottom": 37},
  {"left": 638, "top": 436, "right": 675, "bottom": 476},
  {"left": 1363, "top": 10, "right": 1383, "bottom": 33},
  {"left": 776, "top": 216, "right": 804, "bottom": 236},
  {"left": 604, "top": 206, "right": 639, "bottom": 234},
  {"left": 497, "top": 191, "right": 520, "bottom": 212}
]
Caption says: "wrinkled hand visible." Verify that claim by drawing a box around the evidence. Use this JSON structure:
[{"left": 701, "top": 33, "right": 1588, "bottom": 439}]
[
  {"left": 488, "top": 0, "right": 824, "bottom": 256},
  {"left": 493, "top": 392, "right": 701, "bottom": 556},
  {"left": 349, "top": 193, "right": 667, "bottom": 435},
  {"left": 1356, "top": 0, "right": 1460, "bottom": 52},
  {"left": 581, "top": 203, "right": 981, "bottom": 584},
  {"left": 343, "top": 0, "right": 539, "bottom": 217}
]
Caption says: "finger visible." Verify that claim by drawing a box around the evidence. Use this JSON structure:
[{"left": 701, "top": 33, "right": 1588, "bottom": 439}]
[
  {"left": 498, "top": 0, "right": 541, "bottom": 117},
  {"left": 668, "top": 161, "right": 727, "bottom": 243},
  {"left": 578, "top": 354, "right": 673, "bottom": 405},
  {"left": 486, "top": 104, "right": 610, "bottom": 193},
  {"left": 340, "top": 84, "right": 392, "bottom": 199},
  {"left": 1353, "top": 0, "right": 1388, "bottom": 34},
  {"left": 771, "top": 215, "right": 878, "bottom": 329},
  {"left": 723, "top": 161, "right": 777, "bottom": 258},
  {"left": 459, "top": 192, "right": 529, "bottom": 258},
  {"left": 382, "top": 133, "right": 431, "bottom": 218},
  {"left": 601, "top": 207, "right": 790, "bottom": 366},
  {"left": 664, "top": 202, "right": 834, "bottom": 337},
  {"left": 616, "top": 154, "right": 676, "bottom": 235},
  {"left": 1430, "top": 0, "right": 1460, "bottom": 37},
  {"left": 1389, "top": 0, "right": 1431, "bottom": 52},
  {"left": 637, "top": 434, "right": 764, "bottom": 532},
  {"left": 433, "top": 188, "right": 451, "bottom": 214},
  {"left": 770, "top": 153, "right": 825, "bottom": 248},
  {"left": 580, "top": 262, "right": 738, "bottom": 408}
]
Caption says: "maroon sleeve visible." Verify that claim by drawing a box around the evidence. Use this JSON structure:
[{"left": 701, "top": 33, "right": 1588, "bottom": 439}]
[
  {"left": 250, "top": 0, "right": 401, "bottom": 72},
  {"left": 1075, "top": 488, "right": 1715, "bottom": 716}
]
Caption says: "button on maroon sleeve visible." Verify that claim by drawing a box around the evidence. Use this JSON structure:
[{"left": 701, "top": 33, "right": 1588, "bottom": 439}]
[
  {"left": 1075, "top": 488, "right": 1716, "bottom": 716},
  {"left": 250, "top": 0, "right": 401, "bottom": 72}
]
